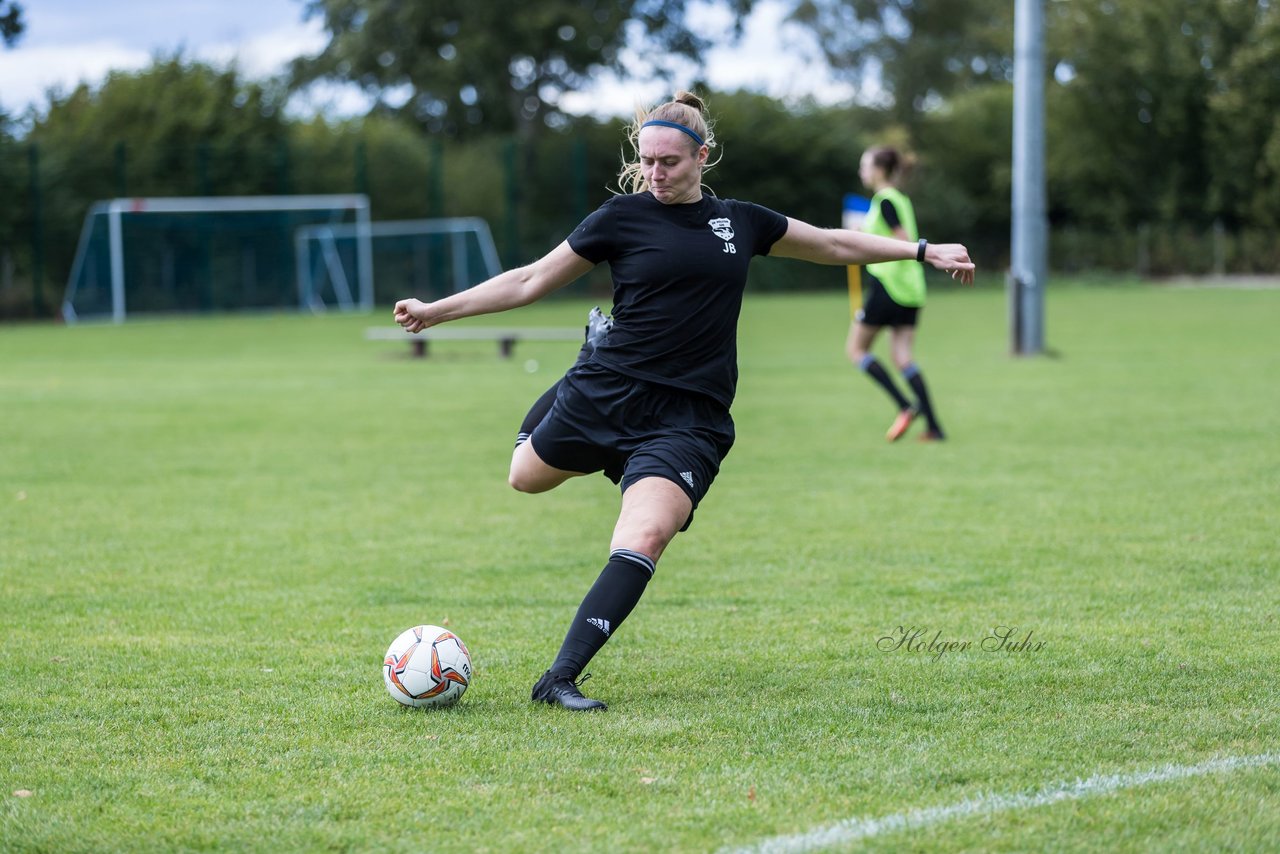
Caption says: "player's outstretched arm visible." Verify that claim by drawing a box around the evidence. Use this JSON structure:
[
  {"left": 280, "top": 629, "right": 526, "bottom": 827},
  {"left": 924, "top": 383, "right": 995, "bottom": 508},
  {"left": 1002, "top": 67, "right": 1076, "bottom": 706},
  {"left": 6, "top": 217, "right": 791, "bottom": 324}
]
[
  {"left": 394, "top": 241, "right": 595, "bottom": 333},
  {"left": 769, "top": 217, "right": 975, "bottom": 284}
]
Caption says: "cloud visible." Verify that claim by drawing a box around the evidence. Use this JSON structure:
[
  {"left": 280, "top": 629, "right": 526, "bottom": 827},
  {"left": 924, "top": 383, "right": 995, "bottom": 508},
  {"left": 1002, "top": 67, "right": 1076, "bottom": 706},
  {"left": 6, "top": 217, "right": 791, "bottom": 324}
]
[
  {"left": 0, "top": 42, "right": 151, "bottom": 113},
  {"left": 0, "top": 17, "right": 328, "bottom": 117},
  {"left": 561, "top": 0, "right": 856, "bottom": 119},
  {"left": 187, "top": 20, "right": 329, "bottom": 79}
]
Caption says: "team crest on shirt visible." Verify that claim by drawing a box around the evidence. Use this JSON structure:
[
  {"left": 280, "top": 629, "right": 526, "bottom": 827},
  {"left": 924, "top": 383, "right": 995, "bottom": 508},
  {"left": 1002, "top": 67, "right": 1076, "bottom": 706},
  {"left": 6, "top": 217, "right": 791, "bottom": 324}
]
[
  {"left": 709, "top": 218, "right": 737, "bottom": 253},
  {"left": 708, "top": 218, "right": 735, "bottom": 241}
]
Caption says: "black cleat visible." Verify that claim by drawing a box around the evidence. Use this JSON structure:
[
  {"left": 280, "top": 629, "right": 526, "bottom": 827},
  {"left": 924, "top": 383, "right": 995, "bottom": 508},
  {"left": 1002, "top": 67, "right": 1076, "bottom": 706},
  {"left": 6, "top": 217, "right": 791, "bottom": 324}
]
[{"left": 531, "top": 671, "right": 607, "bottom": 711}]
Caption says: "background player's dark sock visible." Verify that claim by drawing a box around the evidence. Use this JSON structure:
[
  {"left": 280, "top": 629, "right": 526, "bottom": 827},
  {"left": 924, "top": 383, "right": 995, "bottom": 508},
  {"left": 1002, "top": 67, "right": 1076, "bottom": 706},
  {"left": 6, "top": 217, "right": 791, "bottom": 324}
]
[
  {"left": 903, "top": 363, "right": 943, "bottom": 434},
  {"left": 858, "top": 354, "right": 913, "bottom": 411},
  {"left": 549, "top": 549, "right": 655, "bottom": 679}
]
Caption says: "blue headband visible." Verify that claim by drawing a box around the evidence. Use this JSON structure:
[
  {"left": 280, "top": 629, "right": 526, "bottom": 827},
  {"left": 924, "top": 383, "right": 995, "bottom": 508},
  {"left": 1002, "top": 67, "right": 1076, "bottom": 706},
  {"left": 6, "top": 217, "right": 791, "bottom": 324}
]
[{"left": 641, "top": 119, "right": 705, "bottom": 147}]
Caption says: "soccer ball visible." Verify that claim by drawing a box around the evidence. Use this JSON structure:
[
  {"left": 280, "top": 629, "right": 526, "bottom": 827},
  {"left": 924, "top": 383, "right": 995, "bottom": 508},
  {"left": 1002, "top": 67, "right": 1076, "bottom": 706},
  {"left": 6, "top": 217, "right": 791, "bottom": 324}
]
[{"left": 383, "top": 625, "right": 473, "bottom": 708}]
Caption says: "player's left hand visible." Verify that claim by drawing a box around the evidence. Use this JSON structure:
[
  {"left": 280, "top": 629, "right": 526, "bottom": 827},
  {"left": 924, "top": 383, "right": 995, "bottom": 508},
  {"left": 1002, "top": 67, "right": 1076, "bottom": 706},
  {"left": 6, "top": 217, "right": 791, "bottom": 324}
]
[{"left": 926, "top": 244, "right": 976, "bottom": 285}]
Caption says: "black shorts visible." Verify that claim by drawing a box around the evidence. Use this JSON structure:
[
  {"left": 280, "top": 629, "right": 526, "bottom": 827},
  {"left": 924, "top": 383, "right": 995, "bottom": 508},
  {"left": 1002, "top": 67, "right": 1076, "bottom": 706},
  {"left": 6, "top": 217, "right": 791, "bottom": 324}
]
[
  {"left": 856, "top": 270, "right": 920, "bottom": 328},
  {"left": 529, "top": 361, "right": 735, "bottom": 530}
]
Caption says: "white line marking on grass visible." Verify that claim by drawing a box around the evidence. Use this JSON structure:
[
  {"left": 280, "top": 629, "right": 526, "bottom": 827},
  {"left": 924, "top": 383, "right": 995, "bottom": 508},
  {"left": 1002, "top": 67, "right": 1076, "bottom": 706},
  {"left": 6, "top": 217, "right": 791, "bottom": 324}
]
[{"left": 723, "top": 752, "right": 1280, "bottom": 854}]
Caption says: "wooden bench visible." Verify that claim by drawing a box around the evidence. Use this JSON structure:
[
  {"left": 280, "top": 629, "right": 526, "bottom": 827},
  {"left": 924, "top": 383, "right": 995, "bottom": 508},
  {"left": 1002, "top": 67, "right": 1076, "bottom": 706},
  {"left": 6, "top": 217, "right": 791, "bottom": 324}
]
[{"left": 365, "top": 325, "right": 582, "bottom": 358}]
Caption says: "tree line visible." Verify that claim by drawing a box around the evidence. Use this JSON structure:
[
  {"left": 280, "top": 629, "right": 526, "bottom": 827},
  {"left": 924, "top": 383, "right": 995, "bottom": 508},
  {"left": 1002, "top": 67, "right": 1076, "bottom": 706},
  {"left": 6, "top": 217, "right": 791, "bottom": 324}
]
[{"left": 2, "top": 0, "right": 1277, "bottom": 319}]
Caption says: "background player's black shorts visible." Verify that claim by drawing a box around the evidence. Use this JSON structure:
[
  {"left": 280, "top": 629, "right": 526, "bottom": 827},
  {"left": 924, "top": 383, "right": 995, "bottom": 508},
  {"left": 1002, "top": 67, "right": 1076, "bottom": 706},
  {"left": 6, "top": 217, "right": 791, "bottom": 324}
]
[
  {"left": 856, "top": 270, "right": 921, "bottom": 327},
  {"left": 529, "top": 361, "right": 735, "bottom": 530}
]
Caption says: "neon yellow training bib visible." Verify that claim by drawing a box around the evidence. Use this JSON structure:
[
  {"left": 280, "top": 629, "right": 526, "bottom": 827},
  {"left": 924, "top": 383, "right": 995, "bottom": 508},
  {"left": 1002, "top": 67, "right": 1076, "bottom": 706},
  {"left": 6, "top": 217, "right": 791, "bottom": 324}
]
[{"left": 864, "top": 186, "right": 926, "bottom": 307}]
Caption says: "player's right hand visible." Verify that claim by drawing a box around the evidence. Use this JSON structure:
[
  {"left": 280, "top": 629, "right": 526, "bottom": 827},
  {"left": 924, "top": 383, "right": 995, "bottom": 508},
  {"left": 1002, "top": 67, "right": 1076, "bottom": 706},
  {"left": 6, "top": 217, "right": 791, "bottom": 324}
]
[{"left": 394, "top": 298, "right": 432, "bottom": 333}]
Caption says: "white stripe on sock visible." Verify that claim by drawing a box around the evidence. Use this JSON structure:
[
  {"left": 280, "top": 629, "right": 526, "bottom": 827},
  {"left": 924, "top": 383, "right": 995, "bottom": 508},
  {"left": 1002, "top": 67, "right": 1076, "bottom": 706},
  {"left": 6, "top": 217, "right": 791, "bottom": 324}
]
[{"left": 611, "top": 548, "right": 656, "bottom": 578}]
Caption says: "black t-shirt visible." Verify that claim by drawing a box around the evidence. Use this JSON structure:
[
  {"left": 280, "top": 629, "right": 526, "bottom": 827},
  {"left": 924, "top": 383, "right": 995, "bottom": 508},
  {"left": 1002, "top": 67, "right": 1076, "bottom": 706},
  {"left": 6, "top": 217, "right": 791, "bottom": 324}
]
[
  {"left": 567, "top": 192, "right": 789, "bottom": 408},
  {"left": 879, "top": 198, "right": 902, "bottom": 229}
]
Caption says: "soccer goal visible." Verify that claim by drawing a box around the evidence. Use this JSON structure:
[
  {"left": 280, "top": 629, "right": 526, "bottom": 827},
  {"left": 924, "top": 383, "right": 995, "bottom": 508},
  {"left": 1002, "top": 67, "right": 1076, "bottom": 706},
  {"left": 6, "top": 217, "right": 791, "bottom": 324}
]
[
  {"left": 61, "top": 195, "right": 372, "bottom": 323},
  {"left": 295, "top": 217, "right": 503, "bottom": 310}
]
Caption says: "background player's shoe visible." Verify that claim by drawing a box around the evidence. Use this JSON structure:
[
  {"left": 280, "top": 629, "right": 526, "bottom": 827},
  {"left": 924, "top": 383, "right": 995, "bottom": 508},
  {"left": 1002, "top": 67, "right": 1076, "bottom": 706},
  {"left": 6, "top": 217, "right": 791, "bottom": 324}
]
[
  {"left": 886, "top": 408, "right": 917, "bottom": 442},
  {"left": 531, "top": 671, "right": 607, "bottom": 711},
  {"left": 918, "top": 429, "right": 946, "bottom": 442},
  {"left": 585, "top": 306, "right": 613, "bottom": 351}
]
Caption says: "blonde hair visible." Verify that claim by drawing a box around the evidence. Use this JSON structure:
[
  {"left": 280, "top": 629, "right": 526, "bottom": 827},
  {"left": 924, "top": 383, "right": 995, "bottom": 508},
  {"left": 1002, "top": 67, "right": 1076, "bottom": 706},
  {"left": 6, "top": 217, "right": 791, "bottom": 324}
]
[{"left": 616, "top": 90, "right": 720, "bottom": 194}]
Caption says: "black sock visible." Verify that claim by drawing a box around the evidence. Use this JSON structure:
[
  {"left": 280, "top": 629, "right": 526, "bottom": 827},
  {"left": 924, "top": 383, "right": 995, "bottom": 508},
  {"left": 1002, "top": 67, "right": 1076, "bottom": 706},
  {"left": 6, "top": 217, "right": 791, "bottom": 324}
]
[
  {"left": 549, "top": 549, "right": 655, "bottom": 679},
  {"left": 858, "top": 354, "right": 913, "bottom": 411},
  {"left": 514, "top": 342, "right": 593, "bottom": 448},
  {"left": 515, "top": 381, "right": 561, "bottom": 448},
  {"left": 904, "top": 364, "right": 943, "bottom": 434}
]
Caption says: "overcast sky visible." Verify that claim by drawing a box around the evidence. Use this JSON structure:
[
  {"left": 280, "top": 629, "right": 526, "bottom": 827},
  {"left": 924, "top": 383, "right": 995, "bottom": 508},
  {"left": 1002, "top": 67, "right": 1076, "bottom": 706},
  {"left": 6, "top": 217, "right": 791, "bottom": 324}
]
[{"left": 0, "top": 0, "right": 858, "bottom": 121}]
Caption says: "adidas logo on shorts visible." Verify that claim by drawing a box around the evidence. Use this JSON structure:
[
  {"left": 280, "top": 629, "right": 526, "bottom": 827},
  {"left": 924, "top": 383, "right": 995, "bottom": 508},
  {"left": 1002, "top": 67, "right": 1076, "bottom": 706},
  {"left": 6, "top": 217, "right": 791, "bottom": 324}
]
[{"left": 680, "top": 471, "right": 695, "bottom": 489}]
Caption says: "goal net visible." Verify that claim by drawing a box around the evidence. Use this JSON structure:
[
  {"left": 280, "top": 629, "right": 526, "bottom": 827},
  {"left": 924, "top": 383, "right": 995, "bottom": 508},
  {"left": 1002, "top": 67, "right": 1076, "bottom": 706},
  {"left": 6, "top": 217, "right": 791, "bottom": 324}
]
[
  {"left": 61, "top": 195, "right": 372, "bottom": 323},
  {"left": 295, "top": 217, "right": 502, "bottom": 310}
]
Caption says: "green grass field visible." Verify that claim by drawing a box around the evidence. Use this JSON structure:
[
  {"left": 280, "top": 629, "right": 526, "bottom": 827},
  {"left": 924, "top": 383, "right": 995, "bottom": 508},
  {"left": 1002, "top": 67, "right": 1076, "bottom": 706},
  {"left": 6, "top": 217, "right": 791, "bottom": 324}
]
[{"left": 2, "top": 280, "right": 1278, "bottom": 852}]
